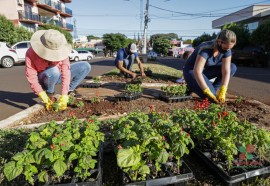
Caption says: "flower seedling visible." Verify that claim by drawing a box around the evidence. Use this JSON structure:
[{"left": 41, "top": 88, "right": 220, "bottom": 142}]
[{"left": 161, "top": 84, "right": 187, "bottom": 97}]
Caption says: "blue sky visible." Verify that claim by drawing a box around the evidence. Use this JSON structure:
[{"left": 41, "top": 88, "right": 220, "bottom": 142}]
[{"left": 66, "top": 0, "right": 270, "bottom": 40}]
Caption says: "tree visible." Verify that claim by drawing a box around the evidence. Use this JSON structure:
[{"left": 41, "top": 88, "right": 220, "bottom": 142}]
[
  {"left": 192, "top": 33, "right": 216, "bottom": 48},
  {"left": 251, "top": 20, "right": 270, "bottom": 51},
  {"left": 87, "top": 35, "right": 100, "bottom": 41},
  {"left": 223, "top": 23, "right": 250, "bottom": 49},
  {"left": 38, "top": 24, "right": 73, "bottom": 45},
  {"left": 152, "top": 37, "right": 171, "bottom": 56},
  {"left": 102, "top": 33, "right": 127, "bottom": 54},
  {"left": 150, "top": 33, "right": 179, "bottom": 47}
]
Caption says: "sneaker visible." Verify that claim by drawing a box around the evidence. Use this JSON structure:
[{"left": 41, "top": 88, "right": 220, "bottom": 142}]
[{"left": 68, "top": 90, "right": 82, "bottom": 98}]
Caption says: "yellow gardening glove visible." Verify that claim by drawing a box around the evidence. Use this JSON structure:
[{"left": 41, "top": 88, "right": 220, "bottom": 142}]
[
  {"left": 58, "top": 95, "right": 69, "bottom": 111},
  {"left": 203, "top": 87, "right": 218, "bottom": 103},
  {"left": 217, "top": 85, "right": 227, "bottom": 103},
  {"left": 38, "top": 91, "right": 53, "bottom": 111}
]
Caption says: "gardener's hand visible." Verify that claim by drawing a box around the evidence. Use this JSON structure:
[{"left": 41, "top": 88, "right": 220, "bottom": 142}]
[
  {"left": 38, "top": 91, "right": 53, "bottom": 111},
  {"left": 141, "top": 72, "right": 146, "bottom": 78},
  {"left": 58, "top": 95, "right": 69, "bottom": 111},
  {"left": 203, "top": 87, "right": 218, "bottom": 103},
  {"left": 131, "top": 72, "right": 137, "bottom": 79},
  {"left": 217, "top": 85, "right": 227, "bottom": 103}
]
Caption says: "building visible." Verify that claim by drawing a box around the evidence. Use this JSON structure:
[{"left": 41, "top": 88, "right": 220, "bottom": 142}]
[
  {"left": 212, "top": 5, "right": 270, "bottom": 32},
  {"left": 0, "top": 0, "right": 73, "bottom": 32}
]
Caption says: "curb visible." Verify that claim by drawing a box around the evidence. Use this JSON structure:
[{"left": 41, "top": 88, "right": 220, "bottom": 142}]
[
  {"left": 0, "top": 103, "right": 44, "bottom": 129},
  {"left": 85, "top": 80, "right": 177, "bottom": 87}
]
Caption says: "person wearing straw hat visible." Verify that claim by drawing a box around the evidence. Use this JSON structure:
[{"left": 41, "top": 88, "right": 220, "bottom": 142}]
[
  {"left": 114, "top": 43, "right": 146, "bottom": 79},
  {"left": 25, "top": 29, "right": 91, "bottom": 111}
]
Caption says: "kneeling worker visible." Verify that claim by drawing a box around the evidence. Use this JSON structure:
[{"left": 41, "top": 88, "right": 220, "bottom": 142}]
[{"left": 114, "top": 43, "right": 146, "bottom": 79}]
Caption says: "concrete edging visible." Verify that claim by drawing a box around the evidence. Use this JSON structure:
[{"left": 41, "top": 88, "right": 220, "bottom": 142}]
[{"left": 0, "top": 103, "right": 44, "bottom": 129}]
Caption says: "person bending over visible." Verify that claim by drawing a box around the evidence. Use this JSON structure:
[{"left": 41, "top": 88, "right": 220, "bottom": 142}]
[
  {"left": 114, "top": 43, "right": 146, "bottom": 79},
  {"left": 183, "top": 29, "right": 237, "bottom": 103},
  {"left": 25, "top": 29, "right": 91, "bottom": 111}
]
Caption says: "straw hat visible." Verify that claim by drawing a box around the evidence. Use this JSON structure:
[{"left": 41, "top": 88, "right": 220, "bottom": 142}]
[{"left": 30, "top": 29, "right": 72, "bottom": 61}]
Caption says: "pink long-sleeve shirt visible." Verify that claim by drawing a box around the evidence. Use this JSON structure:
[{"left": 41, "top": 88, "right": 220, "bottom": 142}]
[{"left": 25, "top": 47, "right": 71, "bottom": 95}]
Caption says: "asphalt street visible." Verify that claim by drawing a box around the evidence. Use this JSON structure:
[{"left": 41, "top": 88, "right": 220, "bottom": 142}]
[{"left": 0, "top": 57, "right": 269, "bottom": 121}]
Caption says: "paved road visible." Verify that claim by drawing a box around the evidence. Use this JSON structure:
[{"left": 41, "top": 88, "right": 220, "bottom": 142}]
[{"left": 0, "top": 57, "right": 269, "bottom": 121}]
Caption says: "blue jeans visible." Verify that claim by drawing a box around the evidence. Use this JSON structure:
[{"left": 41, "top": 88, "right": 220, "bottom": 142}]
[
  {"left": 38, "top": 61, "right": 91, "bottom": 94},
  {"left": 116, "top": 54, "right": 136, "bottom": 72},
  {"left": 183, "top": 63, "right": 237, "bottom": 99}
]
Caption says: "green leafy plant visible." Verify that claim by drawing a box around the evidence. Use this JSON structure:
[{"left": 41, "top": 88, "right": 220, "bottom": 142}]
[
  {"left": 4, "top": 117, "right": 104, "bottom": 185},
  {"left": 124, "top": 83, "right": 143, "bottom": 94},
  {"left": 93, "top": 77, "right": 101, "bottom": 83},
  {"left": 111, "top": 111, "right": 194, "bottom": 181},
  {"left": 76, "top": 101, "right": 85, "bottom": 108},
  {"left": 171, "top": 101, "right": 270, "bottom": 170},
  {"left": 161, "top": 84, "right": 187, "bottom": 96}
]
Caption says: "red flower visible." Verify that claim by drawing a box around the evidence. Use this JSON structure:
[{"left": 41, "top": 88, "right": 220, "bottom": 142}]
[
  {"left": 69, "top": 111, "right": 76, "bottom": 117},
  {"left": 149, "top": 104, "right": 155, "bottom": 112},
  {"left": 222, "top": 111, "right": 228, "bottom": 117},
  {"left": 239, "top": 153, "right": 246, "bottom": 160},
  {"left": 117, "top": 145, "right": 123, "bottom": 149},
  {"left": 162, "top": 136, "right": 166, "bottom": 141},
  {"left": 212, "top": 121, "right": 217, "bottom": 127},
  {"left": 50, "top": 144, "right": 56, "bottom": 150},
  {"left": 246, "top": 144, "right": 256, "bottom": 153}
]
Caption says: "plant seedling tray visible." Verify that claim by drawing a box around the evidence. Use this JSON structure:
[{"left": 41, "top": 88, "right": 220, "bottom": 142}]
[
  {"left": 114, "top": 93, "right": 142, "bottom": 101},
  {"left": 51, "top": 142, "right": 103, "bottom": 186},
  {"left": 193, "top": 148, "right": 270, "bottom": 185},
  {"left": 159, "top": 94, "right": 192, "bottom": 103},
  {"left": 123, "top": 160, "right": 194, "bottom": 186},
  {"left": 79, "top": 83, "right": 101, "bottom": 88}
]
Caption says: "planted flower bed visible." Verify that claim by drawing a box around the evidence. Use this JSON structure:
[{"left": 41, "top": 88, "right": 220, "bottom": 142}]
[
  {"left": 2, "top": 117, "right": 104, "bottom": 185},
  {"left": 159, "top": 84, "right": 192, "bottom": 103},
  {"left": 170, "top": 99, "right": 270, "bottom": 184},
  {"left": 110, "top": 112, "right": 194, "bottom": 185}
]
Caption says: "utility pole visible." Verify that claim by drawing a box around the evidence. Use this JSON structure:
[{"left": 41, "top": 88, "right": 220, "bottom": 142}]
[{"left": 142, "top": 0, "right": 149, "bottom": 54}]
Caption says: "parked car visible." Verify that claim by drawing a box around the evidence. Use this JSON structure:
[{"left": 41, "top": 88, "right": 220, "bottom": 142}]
[
  {"left": 147, "top": 51, "right": 157, "bottom": 60},
  {"left": 69, "top": 49, "right": 94, "bottom": 61},
  {"left": 0, "top": 42, "right": 19, "bottom": 68},
  {"left": 232, "top": 46, "right": 268, "bottom": 67},
  {"left": 11, "top": 41, "right": 31, "bottom": 62}
]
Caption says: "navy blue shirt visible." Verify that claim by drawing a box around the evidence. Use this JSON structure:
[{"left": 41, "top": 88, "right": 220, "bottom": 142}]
[
  {"left": 184, "top": 41, "right": 232, "bottom": 70},
  {"left": 114, "top": 48, "right": 138, "bottom": 65}
]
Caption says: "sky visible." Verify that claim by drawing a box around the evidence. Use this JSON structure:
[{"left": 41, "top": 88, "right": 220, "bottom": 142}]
[{"left": 66, "top": 0, "right": 270, "bottom": 40}]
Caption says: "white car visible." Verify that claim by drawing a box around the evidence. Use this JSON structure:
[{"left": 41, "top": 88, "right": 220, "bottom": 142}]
[
  {"left": 11, "top": 41, "right": 31, "bottom": 62},
  {"left": 0, "top": 42, "right": 19, "bottom": 68},
  {"left": 147, "top": 51, "right": 157, "bottom": 60},
  {"left": 69, "top": 49, "right": 94, "bottom": 61}
]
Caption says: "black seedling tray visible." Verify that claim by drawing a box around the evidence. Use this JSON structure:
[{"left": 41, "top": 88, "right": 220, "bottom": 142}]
[
  {"left": 51, "top": 142, "right": 103, "bottom": 186},
  {"left": 114, "top": 93, "right": 142, "bottom": 101},
  {"left": 159, "top": 94, "right": 192, "bottom": 103},
  {"left": 79, "top": 83, "right": 101, "bottom": 88},
  {"left": 193, "top": 148, "right": 270, "bottom": 185},
  {"left": 123, "top": 160, "right": 194, "bottom": 186}
]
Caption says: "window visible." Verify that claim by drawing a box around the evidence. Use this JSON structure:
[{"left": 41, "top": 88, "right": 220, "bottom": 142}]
[
  {"left": 245, "top": 22, "right": 259, "bottom": 33},
  {"left": 16, "top": 43, "right": 28, "bottom": 49},
  {"left": 17, "top": 0, "right": 23, "bottom": 5}
]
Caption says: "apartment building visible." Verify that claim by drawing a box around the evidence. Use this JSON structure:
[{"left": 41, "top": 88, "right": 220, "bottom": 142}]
[
  {"left": 0, "top": 0, "right": 73, "bottom": 32},
  {"left": 212, "top": 5, "right": 270, "bottom": 32}
]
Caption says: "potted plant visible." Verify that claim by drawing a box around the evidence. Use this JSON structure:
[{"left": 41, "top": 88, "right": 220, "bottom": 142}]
[
  {"left": 114, "top": 83, "right": 143, "bottom": 101},
  {"left": 111, "top": 111, "right": 194, "bottom": 185},
  {"left": 160, "top": 84, "right": 191, "bottom": 103}
]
